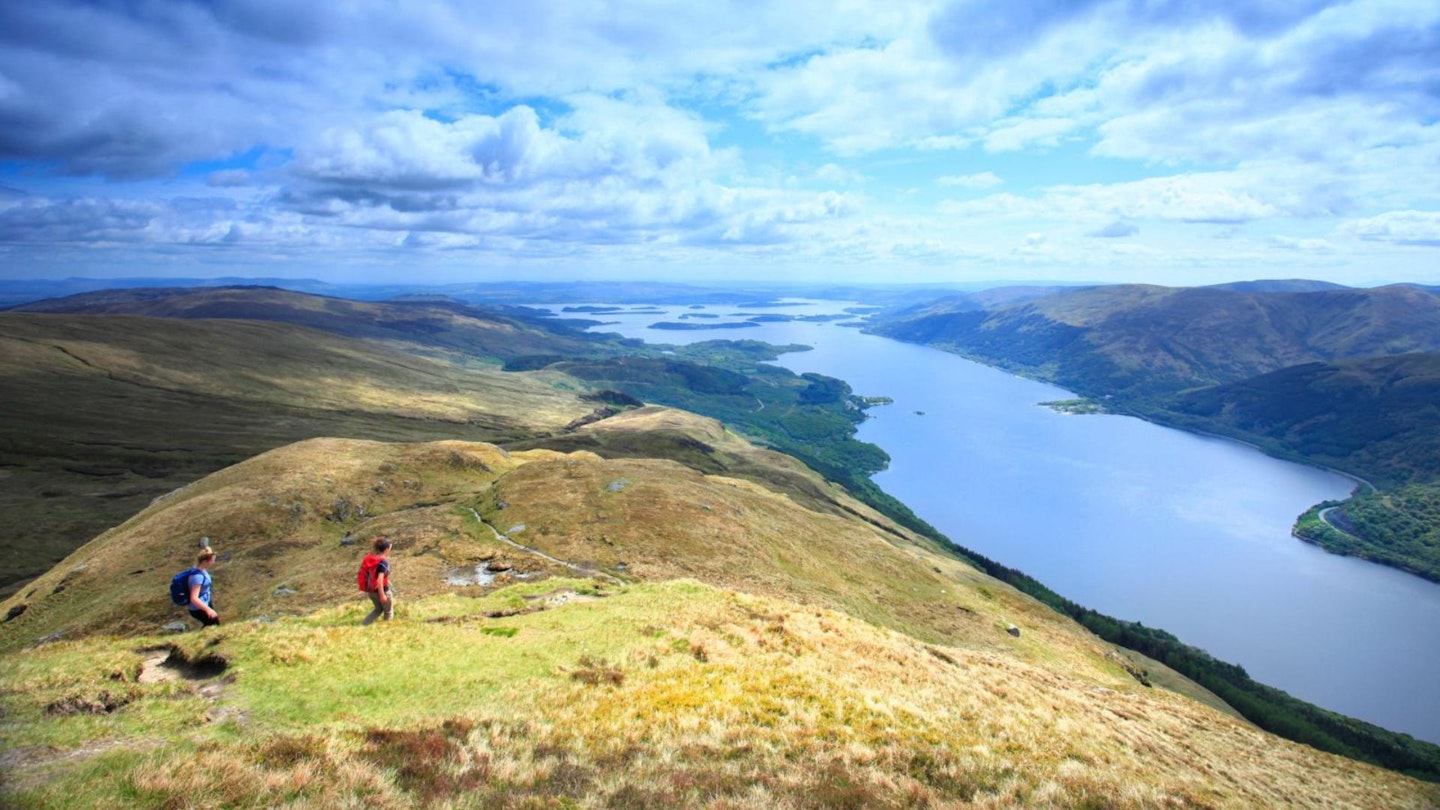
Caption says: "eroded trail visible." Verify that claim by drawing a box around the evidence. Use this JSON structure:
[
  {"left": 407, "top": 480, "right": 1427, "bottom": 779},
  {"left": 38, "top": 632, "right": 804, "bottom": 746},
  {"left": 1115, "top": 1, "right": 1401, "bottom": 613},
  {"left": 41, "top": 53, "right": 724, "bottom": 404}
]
[{"left": 467, "top": 508, "right": 624, "bottom": 585}]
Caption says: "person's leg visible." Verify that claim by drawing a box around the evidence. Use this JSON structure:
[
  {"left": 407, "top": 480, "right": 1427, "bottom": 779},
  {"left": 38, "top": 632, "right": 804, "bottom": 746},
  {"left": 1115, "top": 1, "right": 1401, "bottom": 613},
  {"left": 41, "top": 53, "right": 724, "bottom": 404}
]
[
  {"left": 381, "top": 587, "right": 394, "bottom": 621},
  {"left": 362, "top": 591, "right": 384, "bottom": 625}
]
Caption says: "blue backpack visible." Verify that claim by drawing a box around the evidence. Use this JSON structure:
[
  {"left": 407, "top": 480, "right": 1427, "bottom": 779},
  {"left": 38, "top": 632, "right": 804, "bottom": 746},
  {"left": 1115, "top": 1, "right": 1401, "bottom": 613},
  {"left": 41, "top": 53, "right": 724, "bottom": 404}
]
[{"left": 169, "top": 568, "right": 200, "bottom": 606}]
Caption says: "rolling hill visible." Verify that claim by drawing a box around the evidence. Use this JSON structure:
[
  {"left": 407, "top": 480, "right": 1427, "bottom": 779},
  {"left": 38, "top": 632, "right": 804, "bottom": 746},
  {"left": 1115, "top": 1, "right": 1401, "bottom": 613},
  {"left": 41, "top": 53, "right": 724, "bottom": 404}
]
[
  {"left": 872, "top": 283, "right": 1440, "bottom": 402},
  {"left": 9, "top": 285, "right": 606, "bottom": 361},
  {"left": 0, "top": 310, "right": 594, "bottom": 598},
  {"left": 3, "top": 413, "right": 1436, "bottom": 807}
]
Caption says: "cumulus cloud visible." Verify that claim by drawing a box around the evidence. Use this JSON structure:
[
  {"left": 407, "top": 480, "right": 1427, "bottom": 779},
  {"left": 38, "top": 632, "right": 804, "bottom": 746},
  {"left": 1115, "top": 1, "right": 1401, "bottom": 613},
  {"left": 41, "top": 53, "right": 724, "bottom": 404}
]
[
  {"left": 0, "top": 1, "right": 890, "bottom": 178},
  {"left": 0, "top": 0, "right": 1436, "bottom": 281},
  {"left": 1343, "top": 211, "right": 1440, "bottom": 247},
  {"left": 279, "top": 99, "right": 855, "bottom": 247},
  {"left": 750, "top": 0, "right": 1440, "bottom": 188},
  {"left": 0, "top": 198, "right": 160, "bottom": 244}
]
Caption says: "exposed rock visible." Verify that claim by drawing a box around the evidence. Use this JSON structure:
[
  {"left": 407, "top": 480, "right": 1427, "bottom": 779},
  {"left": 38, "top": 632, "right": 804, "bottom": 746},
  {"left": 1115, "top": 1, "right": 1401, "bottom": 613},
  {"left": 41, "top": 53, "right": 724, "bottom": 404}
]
[
  {"left": 1007, "top": 624, "right": 1021, "bottom": 638},
  {"left": 162, "top": 621, "right": 189, "bottom": 633},
  {"left": 273, "top": 586, "right": 299, "bottom": 596},
  {"left": 605, "top": 479, "right": 631, "bottom": 492},
  {"left": 4, "top": 604, "right": 26, "bottom": 622},
  {"left": 340, "top": 533, "right": 356, "bottom": 546}
]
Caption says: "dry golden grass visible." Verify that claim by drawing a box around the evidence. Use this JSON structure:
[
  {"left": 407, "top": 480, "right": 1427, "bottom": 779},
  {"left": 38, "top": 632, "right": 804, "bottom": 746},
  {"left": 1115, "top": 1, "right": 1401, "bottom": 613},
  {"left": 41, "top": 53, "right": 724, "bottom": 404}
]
[
  {"left": 0, "top": 314, "right": 589, "bottom": 424},
  {"left": 3, "top": 582, "right": 1434, "bottom": 808}
]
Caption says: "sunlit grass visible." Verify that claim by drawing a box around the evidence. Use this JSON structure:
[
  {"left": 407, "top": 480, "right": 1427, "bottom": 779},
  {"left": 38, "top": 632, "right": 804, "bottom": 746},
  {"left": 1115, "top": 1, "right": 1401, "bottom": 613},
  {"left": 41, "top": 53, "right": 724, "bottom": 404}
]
[{"left": 4, "top": 580, "right": 1435, "bottom": 809}]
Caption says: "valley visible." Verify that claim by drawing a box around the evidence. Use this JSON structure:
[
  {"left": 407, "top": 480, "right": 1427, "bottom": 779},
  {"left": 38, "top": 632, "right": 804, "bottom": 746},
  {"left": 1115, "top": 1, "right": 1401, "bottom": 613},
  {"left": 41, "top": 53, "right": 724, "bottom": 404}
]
[
  {"left": 4, "top": 284, "right": 1440, "bottom": 805},
  {"left": 869, "top": 283, "right": 1440, "bottom": 585}
]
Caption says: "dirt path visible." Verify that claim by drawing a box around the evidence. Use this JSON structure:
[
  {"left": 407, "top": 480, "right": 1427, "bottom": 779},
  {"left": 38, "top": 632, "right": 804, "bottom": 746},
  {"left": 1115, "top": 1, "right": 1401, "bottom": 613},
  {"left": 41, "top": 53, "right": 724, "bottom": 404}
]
[{"left": 467, "top": 508, "right": 624, "bottom": 584}]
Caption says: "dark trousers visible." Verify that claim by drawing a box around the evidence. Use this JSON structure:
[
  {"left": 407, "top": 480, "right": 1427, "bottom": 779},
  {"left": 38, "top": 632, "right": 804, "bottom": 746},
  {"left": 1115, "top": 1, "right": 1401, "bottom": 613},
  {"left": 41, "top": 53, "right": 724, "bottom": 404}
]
[
  {"left": 189, "top": 607, "right": 220, "bottom": 626},
  {"left": 362, "top": 589, "right": 394, "bottom": 625}
]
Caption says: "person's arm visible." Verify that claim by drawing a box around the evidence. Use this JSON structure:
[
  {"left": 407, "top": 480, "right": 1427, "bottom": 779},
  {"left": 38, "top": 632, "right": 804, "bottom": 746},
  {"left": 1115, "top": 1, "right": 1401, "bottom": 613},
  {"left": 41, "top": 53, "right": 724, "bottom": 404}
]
[
  {"left": 189, "top": 579, "right": 216, "bottom": 619},
  {"left": 376, "top": 569, "right": 391, "bottom": 603}
]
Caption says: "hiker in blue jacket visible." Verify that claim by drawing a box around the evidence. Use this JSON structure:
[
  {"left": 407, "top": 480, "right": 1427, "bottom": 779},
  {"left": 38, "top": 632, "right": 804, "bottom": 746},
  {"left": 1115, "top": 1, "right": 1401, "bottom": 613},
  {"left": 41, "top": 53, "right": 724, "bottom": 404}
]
[{"left": 186, "top": 550, "right": 220, "bottom": 627}]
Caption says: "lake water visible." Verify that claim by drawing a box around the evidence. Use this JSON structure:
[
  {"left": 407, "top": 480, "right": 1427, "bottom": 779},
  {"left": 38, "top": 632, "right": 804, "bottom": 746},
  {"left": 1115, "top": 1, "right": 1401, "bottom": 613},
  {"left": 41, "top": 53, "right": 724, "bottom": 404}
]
[{"left": 545, "top": 299, "right": 1440, "bottom": 744}]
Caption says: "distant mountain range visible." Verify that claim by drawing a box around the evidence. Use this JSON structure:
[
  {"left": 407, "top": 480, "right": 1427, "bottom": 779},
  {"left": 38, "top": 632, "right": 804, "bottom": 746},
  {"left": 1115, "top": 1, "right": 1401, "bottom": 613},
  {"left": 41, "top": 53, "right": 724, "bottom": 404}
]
[{"left": 870, "top": 281, "right": 1440, "bottom": 582}]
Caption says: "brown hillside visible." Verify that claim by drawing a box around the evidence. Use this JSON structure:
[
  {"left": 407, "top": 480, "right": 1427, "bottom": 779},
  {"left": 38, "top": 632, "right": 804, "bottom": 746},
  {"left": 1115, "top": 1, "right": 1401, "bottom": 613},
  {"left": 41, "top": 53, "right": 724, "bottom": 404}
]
[
  {"left": 10, "top": 285, "right": 601, "bottom": 360},
  {"left": 0, "top": 312, "right": 590, "bottom": 597}
]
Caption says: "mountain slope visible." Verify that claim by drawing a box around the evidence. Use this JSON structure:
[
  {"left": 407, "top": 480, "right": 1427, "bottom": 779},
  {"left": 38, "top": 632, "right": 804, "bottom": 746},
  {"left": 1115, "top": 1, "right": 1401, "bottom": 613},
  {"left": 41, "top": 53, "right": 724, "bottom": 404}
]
[
  {"left": 1165, "top": 351, "right": 1440, "bottom": 487},
  {"left": 0, "top": 312, "right": 591, "bottom": 597},
  {"left": 10, "top": 285, "right": 604, "bottom": 361},
  {"left": 3, "top": 423, "right": 1436, "bottom": 807},
  {"left": 872, "top": 283, "right": 1440, "bottom": 401}
]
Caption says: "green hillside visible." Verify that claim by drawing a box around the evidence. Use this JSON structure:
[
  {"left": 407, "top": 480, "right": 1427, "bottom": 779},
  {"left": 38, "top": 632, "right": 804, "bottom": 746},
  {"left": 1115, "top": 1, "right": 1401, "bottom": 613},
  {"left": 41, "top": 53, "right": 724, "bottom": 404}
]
[
  {"left": 0, "top": 290, "right": 899, "bottom": 598},
  {"left": 873, "top": 283, "right": 1440, "bottom": 402},
  {"left": 3, "top": 424, "right": 1437, "bottom": 807},
  {"left": 10, "top": 285, "right": 607, "bottom": 361},
  {"left": 0, "top": 312, "right": 593, "bottom": 598}
]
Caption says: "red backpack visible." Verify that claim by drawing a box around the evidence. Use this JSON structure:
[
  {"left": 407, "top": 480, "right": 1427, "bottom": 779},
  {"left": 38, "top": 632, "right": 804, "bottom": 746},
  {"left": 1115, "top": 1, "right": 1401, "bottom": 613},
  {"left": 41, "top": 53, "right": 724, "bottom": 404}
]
[{"left": 357, "top": 554, "right": 382, "bottom": 593}]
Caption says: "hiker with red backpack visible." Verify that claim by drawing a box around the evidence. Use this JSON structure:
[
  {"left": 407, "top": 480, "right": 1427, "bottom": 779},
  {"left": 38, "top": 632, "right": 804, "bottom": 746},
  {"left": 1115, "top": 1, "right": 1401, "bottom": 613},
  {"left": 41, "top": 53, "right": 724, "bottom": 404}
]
[
  {"left": 358, "top": 538, "right": 394, "bottom": 625},
  {"left": 169, "top": 549, "right": 219, "bottom": 627}
]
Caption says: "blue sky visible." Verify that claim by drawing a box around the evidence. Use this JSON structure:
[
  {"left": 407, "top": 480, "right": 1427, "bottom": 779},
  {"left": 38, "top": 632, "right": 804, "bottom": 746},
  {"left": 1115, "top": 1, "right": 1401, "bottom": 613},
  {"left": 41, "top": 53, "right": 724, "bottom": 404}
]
[{"left": 1, "top": 0, "right": 1437, "bottom": 286}]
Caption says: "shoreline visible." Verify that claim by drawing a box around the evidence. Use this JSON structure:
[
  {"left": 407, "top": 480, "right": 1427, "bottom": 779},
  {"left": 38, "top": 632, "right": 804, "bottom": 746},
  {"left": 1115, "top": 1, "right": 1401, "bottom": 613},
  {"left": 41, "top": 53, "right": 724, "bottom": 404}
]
[{"left": 863, "top": 332, "right": 1380, "bottom": 497}]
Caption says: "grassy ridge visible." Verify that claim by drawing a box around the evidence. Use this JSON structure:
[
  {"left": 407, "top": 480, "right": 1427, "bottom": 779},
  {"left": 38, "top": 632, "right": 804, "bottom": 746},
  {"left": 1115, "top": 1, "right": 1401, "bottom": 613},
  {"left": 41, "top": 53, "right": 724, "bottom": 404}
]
[
  {"left": 0, "top": 313, "right": 592, "bottom": 597},
  {"left": 4, "top": 430, "right": 1435, "bottom": 807},
  {"left": 11, "top": 583, "right": 1434, "bottom": 808}
]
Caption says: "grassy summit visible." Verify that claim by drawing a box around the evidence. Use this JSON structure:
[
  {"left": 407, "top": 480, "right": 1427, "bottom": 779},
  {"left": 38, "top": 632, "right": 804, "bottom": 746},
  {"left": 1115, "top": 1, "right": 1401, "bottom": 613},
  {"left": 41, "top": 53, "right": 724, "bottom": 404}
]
[{"left": 3, "top": 417, "right": 1436, "bottom": 807}]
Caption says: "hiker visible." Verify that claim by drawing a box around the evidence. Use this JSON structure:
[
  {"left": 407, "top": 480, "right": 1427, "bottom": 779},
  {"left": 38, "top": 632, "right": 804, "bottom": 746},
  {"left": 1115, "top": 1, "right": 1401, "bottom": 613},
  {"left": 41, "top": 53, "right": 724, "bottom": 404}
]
[
  {"left": 359, "top": 538, "right": 394, "bottom": 625},
  {"left": 183, "top": 549, "right": 220, "bottom": 627}
]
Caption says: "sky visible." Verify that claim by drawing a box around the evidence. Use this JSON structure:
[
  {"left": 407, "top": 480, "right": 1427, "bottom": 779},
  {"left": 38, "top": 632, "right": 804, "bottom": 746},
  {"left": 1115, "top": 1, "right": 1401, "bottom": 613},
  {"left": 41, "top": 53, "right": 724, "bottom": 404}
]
[{"left": 0, "top": 0, "right": 1438, "bottom": 287}]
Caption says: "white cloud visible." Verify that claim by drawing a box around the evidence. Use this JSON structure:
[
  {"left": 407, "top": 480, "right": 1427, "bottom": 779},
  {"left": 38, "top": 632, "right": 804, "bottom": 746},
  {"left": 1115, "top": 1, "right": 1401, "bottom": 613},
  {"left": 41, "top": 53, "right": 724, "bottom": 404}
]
[
  {"left": 1342, "top": 211, "right": 1440, "bottom": 247},
  {"left": 983, "top": 118, "right": 1078, "bottom": 152},
  {"left": 936, "top": 171, "right": 1002, "bottom": 188},
  {"left": 1268, "top": 235, "right": 1334, "bottom": 252},
  {"left": 942, "top": 171, "right": 1281, "bottom": 224},
  {"left": 0, "top": 0, "right": 1437, "bottom": 284},
  {"left": 814, "top": 163, "right": 868, "bottom": 185}
]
